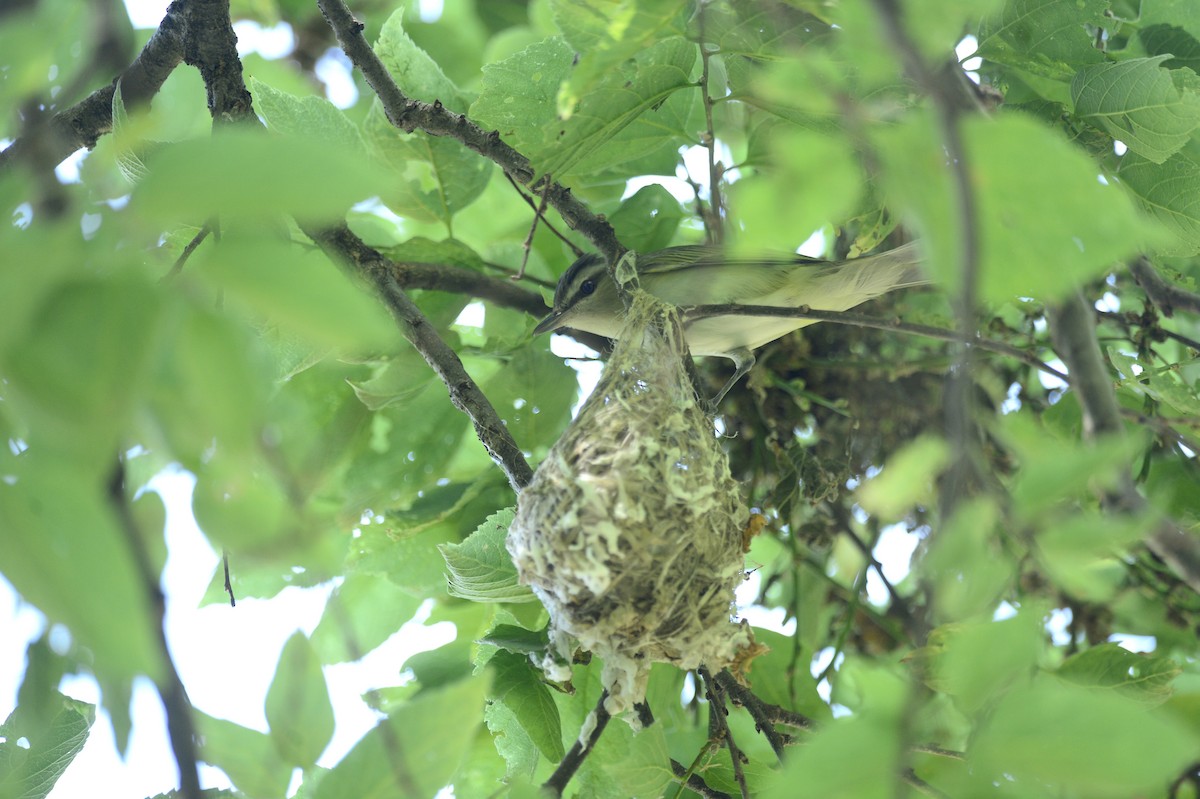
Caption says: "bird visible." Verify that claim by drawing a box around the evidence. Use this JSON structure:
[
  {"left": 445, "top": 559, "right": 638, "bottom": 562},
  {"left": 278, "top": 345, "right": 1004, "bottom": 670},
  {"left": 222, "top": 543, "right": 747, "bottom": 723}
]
[{"left": 533, "top": 241, "right": 926, "bottom": 405}]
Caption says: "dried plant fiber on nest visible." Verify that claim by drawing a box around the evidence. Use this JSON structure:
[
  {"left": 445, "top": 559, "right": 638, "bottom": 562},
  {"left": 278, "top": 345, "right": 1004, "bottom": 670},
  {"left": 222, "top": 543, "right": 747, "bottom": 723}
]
[{"left": 508, "top": 287, "right": 752, "bottom": 721}]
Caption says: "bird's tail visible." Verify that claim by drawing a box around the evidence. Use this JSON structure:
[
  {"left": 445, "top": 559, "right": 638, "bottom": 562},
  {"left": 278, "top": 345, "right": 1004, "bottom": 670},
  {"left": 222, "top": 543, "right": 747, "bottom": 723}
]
[{"left": 817, "top": 240, "right": 927, "bottom": 311}]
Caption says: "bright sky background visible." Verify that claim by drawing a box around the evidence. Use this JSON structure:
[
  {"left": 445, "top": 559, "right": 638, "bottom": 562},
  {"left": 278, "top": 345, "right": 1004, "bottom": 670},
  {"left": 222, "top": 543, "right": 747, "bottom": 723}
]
[{"left": 2, "top": 4, "right": 1157, "bottom": 798}]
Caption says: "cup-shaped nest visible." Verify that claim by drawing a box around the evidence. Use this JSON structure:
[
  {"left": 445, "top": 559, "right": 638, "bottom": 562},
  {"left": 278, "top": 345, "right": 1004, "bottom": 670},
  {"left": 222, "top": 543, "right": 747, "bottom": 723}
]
[{"left": 508, "top": 290, "right": 752, "bottom": 719}]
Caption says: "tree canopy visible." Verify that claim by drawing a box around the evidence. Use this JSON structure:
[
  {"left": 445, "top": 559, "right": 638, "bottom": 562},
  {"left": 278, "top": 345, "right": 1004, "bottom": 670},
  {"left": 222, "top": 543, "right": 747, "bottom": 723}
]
[{"left": 4, "top": 0, "right": 1200, "bottom": 797}]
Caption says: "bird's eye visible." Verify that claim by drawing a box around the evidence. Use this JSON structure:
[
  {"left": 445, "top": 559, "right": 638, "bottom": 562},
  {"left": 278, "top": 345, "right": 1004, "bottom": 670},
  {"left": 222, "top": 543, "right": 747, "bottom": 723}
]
[{"left": 580, "top": 279, "right": 596, "bottom": 297}]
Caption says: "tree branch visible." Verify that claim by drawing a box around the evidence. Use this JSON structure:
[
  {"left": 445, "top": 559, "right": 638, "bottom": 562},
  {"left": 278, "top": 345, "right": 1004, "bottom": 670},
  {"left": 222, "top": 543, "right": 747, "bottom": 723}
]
[
  {"left": 700, "top": 667, "right": 750, "bottom": 799},
  {"left": 308, "top": 224, "right": 535, "bottom": 489},
  {"left": 871, "top": 0, "right": 984, "bottom": 514},
  {"left": 1130, "top": 256, "right": 1200, "bottom": 318},
  {"left": 1047, "top": 293, "right": 1200, "bottom": 594},
  {"left": 314, "top": 0, "right": 623, "bottom": 263},
  {"left": 108, "top": 462, "right": 201, "bottom": 799},
  {"left": 0, "top": 0, "right": 186, "bottom": 173},
  {"left": 714, "top": 670, "right": 810, "bottom": 761},
  {"left": 544, "top": 691, "right": 612, "bottom": 797},
  {"left": 671, "top": 758, "right": 733, "bottom": 799}
]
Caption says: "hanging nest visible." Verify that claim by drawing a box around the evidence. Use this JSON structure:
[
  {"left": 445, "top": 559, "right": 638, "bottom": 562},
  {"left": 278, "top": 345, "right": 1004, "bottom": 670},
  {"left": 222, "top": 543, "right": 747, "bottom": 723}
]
[{"left": 508, "top": 285, "right": 754, "bottom": 721}]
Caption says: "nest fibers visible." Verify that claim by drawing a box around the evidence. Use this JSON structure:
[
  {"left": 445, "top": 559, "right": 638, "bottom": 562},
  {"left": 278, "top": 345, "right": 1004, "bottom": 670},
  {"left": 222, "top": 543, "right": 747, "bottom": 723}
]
[{"left": 508, "top": 283, "right": 753, "bottom": 722}]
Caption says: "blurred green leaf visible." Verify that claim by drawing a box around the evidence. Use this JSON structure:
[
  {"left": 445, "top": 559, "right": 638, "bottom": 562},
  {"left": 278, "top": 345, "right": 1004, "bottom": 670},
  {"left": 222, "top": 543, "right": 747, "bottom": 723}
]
[
  {"left": 857, "top": 435, "right": 950, "bottom": 520},
  {"left": 315, "top": 677, "right": 487, "bottom": 799},
  {"left": 311, "top": 573, "right": 425, "bottom": 664},
  {"left": 196, "top": 711, "right": 293, "bottom": 799},
  {"left": 0, "top": 454, "right": 160, "bottom": 683},
  {"left": 193, "top": 235, "right": 396, "bottom": 352},
  {"left": 971, "top": 676, "right": 1200, "bottom": 796},
  {"left": 878, "top": 112, "right": 1153, "bottom": 304},
  {"left": 266, "top": 632, "right": 335, "bottom": 767},
  {"left": 134, "top": 129, "right": 386, "bottom": 223}
]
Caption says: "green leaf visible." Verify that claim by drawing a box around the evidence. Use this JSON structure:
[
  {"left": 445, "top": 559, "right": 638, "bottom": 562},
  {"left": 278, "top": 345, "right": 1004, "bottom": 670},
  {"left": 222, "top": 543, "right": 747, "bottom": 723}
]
[
  {"left": 766, "top": 715, "right": 898, "bottom": 799},
  {"left": 0, "top": 691, "right": 94, "bottom": 799},
  {"left": 971, "top": 676, "right": 1200, "bottom": 795},
  {"left": 1071, "top": 56, "right": 1200, "bottom": 163},
  {"left": 363, "top": 99, "right": 494, "bottom": 225},
  {"left": 196, "top": 711, "right": 293, "bottom": 799},
  {"left": 251, "top": 78, "right": 368, "bottom": 153},
  {"left": 921, "top": 498, "right": 1014, "bottom": 619},
  {"left": 1057, "top": 643, "right": 1181, "bottom": 707},
  {"left": 440, "top": 508, "right": 536, "bottom": 603},
  {"left": 1139, "top": 24, "right": 1200, "bottom": 72},
  {"left": 315, "top": 677, "right": 487, "bottom": 799},
  {"left": 1118, "top": 142, "right": 1200, "bottom": 255},
  {"left": 478, "top": 347, "right": 578, "bottom": 455},
  {"left": 1002, "top": 413, "right": 1145, "bottom": 522},
  {"left": 549, "top": 0, "right": 691, "bottom": 116},
  {"left": 478, "top": 624, "right": 551, "bottom": 655},
  {"left": 266, "top": 632, "right": 335, "bottom": 767},
  {"left": 608, "top": 184, "right": 685, "bottom": 252},
  {"left": 977, "top": 0, "right": 1107, "bottom": 81},
  {"left": 471, "top": 35, "right": 696, "bottom": 180},
  {"left": 148, "top": 304, "right": 268, "bottom": 467},
  {"left": 376, "top": 8, "right": 470, "bottom": 112},
  {"left": 490, "top": 651, "right": 564, "bottom": 761},
  {"left": 484, "top": 698, "right": 540, "bottom": 779}
]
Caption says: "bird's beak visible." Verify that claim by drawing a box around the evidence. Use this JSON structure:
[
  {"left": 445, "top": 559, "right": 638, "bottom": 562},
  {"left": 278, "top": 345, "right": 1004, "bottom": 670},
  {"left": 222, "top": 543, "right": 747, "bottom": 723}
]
[{"left": 533, "top": 309, "right": 565, "bottom": 336}]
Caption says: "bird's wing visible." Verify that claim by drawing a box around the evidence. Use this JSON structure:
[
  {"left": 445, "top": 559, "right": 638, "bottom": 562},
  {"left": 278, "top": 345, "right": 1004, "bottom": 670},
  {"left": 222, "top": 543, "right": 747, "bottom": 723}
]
[{"left": 637, "top": 246, "right": 827, "bottom": 306}]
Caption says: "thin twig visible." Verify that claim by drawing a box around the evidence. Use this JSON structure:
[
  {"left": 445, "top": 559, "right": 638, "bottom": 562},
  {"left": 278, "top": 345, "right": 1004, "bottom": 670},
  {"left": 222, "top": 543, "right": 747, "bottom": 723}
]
[
  {"left": 670, "top": 759, "right": 733, "bottom": 799},
  {"left": 544, "top": 691, "right": 612, "bottom": 796},
  {"left": 166, "top": 224, "right": 212, "bottom": 279},
  {"left": 695, "top": 0, "right": 724, "bottom": 244},
  {"left": 700, "top": 667, "right": 750, "bottom": 799},
  {"left": 1095, "top": 308, "right": 1200, "bottom": 353},
  {"left": 682, "top": 303, "right": 1068, "bottom": 382},
  {"left": 221, "top": 549, "right": 235, "bottom": 607},
  {"left": 714, "top": 670, "right": 809, "bottom": 760},
  {"left": 502, "top": 172, "right": 584, "bottom": 257},
  {"left": 903, "top": 768, "right": 951, "bottom": 798},
  {"left": 108, "top": 462, "right": 202, "bottom": 799},
  {"left": 515, "top": 178, "right": 553, "bottom": 280}
]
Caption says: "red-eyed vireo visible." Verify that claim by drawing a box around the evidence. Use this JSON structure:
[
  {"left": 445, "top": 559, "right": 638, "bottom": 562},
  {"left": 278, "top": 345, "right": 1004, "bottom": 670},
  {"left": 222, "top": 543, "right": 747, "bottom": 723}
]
[{"left": 534, "top": 242, "right": 926, "bottom": 404}]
